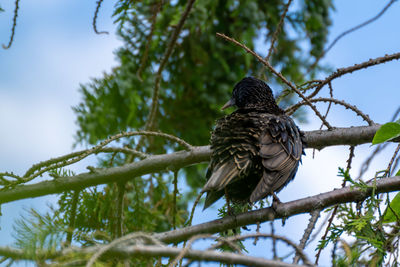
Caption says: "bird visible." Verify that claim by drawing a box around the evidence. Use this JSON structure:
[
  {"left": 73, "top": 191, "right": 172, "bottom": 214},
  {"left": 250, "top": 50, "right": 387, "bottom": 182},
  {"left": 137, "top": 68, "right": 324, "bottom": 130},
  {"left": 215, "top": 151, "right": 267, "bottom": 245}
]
[{"left": 203, "top": 77, "right": 305, "bottom": 210}]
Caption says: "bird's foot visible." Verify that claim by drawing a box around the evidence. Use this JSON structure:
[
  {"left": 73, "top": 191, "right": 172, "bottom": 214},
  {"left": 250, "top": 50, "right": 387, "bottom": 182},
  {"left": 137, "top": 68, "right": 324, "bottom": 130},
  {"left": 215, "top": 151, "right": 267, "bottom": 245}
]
[{"left": 271, "top": 192, "right": 281, "bottom": 212}]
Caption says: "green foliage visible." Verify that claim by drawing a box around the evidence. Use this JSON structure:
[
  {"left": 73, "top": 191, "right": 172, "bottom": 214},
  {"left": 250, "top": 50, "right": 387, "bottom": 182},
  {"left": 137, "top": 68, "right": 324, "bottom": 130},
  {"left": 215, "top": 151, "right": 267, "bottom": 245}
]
[
  {"left": 14, "top": 208, "right": 66, "bottom": 257},
  {"left": 72, "top": 0, "right": 334, "bottom": 237},
  {"left": 383, "top": 192, "right": 400, "bottom": 223},
  {"left": 372, "top": 122, "right": 400, "bottom": 145},
  {"left": 56, "top": 175, "right": 188, "bottom": 245},
  {"left": 75, "top": 0, "right": 334, "bottom": 147},
  {"left": 319, "top": 168, "right": 389, "bottom": 265}
]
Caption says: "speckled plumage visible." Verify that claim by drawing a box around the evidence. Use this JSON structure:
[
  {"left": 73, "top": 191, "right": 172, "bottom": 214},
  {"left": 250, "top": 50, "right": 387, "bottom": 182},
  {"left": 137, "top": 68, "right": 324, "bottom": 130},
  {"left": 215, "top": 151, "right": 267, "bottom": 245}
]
[{"left": 203, "top": 77, "right": 305, "bottom": 210}]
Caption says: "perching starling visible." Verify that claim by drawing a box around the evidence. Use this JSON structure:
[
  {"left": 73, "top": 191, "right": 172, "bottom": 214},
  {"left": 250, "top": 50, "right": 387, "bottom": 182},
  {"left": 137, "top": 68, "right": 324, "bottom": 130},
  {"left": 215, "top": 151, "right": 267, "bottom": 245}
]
[{"left": 203, "top": 77, "right": 305, "bottom": 210}]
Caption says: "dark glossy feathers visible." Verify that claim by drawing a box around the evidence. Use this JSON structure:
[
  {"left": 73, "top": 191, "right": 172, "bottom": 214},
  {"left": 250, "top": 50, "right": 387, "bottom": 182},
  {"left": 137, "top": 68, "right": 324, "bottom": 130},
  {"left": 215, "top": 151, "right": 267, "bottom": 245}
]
[{"left": 203, "top": 77, "right": 305, "bottom": 209}]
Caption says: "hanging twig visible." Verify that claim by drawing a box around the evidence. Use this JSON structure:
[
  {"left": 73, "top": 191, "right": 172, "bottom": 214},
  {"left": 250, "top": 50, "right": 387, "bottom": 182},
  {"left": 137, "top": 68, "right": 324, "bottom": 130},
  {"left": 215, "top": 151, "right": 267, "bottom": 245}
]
[
  {"left": 309, "top": 0, "right": 398, "bottom": 71},
  {"left": 266, "top": 0, "right": 293, "bottom": 61},
  {"left": 307, "top": 51, "right": 400, "bottom": 99},
  {"left": 137, "top": 0, "right": 163, "bottom": 80},
  {"left": 93, "top": 0, "right": 109, "bottom": 34},
  {"left": 2, "top": 0, "right": 20, "bottom": 49},
  {"left": 145, "top": 0, "right": 197, "bottom": 131}
]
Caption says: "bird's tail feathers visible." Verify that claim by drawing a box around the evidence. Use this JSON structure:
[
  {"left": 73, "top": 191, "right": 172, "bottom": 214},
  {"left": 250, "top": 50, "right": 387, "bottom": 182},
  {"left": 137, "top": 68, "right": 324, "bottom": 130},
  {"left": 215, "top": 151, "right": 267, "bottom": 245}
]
[
  {"left": 202, "top": 162, "right": 239, "bottom": 191},
  {"left": 203, "top": 190, "right": 224, "bottom": 210}
]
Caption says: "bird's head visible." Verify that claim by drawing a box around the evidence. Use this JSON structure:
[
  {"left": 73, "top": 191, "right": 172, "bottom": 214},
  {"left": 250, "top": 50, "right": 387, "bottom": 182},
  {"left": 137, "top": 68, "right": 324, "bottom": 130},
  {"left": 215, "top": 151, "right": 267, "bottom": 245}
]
[{"left": 222, "top": 77, "right": 280, "bottom": 111}]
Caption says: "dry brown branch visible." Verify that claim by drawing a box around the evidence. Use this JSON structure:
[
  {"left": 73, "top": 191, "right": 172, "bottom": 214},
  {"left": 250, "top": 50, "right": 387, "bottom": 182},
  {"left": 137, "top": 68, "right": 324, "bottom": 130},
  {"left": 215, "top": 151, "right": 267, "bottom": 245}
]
[
  {"left": 216, "top": 32, "right": 333, "bottom": 130},
  {"left": 168, "top": 234, "right": 243, "bottom": 267},
  {"left": 137, "top": 0, "right": 163, "bottom": 80},
  {"left": 293, "top": 209, "right": 321, "bottom": 264},
  {"left": 86, "top": 232, "right": 164, "bottom": 267},
  {"left": 211, "top": 233, "right": 312, "bottom": 265},
  {"left": 266, "top": 0, "right": 293, "bottom": 62},
  {"left": 145, "top": 0, "right": 196, "bottom": 131},
  {"left": 358, "top": 106, "right": 400, "bottom": 179},
  {"left": 309, "top": 0, "right": 398, "bottom": 70},
  {"left": 93, "top": 0, "right": 108, "bottom": 35},
  {"left": 185, "top": 190, "right": 205, "bottom": 227},
  {"left": 2, "top": 0, "right": 20, "bottom": 49},
  {"left": 385, "top": 144, "right": 400, "bottom": 177},
  {"left": 286, "top": 97, "right": 375, "bottom": 126},
  {"left": 308, "top": 51, "right": 400, "bottom": 99}
]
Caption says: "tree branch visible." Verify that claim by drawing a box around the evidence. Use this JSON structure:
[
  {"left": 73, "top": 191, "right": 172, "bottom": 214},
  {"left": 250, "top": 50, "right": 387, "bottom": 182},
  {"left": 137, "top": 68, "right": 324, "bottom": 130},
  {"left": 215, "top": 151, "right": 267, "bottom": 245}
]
[
  {"left": 0, "top": 244, "right": 305, "bottom": 267},
  {"left": 308, "top": 51, "right": 400, "bottom": 98},
  {"left": 154, "top": 176, "right": 400, "bottom": 244},
  {"left": 0, "top": 125, "right": 384, "bottom": 204}
]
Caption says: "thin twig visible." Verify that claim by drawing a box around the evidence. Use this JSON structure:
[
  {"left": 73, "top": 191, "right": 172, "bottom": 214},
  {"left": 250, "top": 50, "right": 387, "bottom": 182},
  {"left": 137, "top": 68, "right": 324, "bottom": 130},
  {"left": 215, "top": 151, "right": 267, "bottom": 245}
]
[
  {"left": 309, "top": 0, "right": 398, "bottom": 71},
  {"left": 137, "top": 0, "right": 163, "bottom": 80},
  {"left": 2, "top": 0, "right": 20, "bottom": 49},
  {"left": 253, "top": 221, "right": 261, "bottom": 245},
  {"left": 86, "top": 232, "right": 164, "bottom": 267},
  {"left": 307, "top": 51, "right": 400, "bottom": 99},
  {"left": 384, "top": 144, "right": 400, "bottom": 177},
  {"left": 211, "top": 233, "right": 313, "bottom": 266},
  {"left": 314, "top": 146, "right": 355, "bottom": 264},
  {"left": 312, "top": 83, "right": 334, "bottom": 158},
  {"left": 93, "top": 0, "right": 109, "bottom": 34},
  {"left": 66, "top": 190, "right": 80, "bottom": 245},
  {"left": 293, "top": 209, "right": 321, "bottom": 264},
  {"left": 185, "top": 190, "right": 205, "bottom": 227},
  {"left": 169, "top": 234, "right": 242, "bottom": 267},
  {"left": 271, "top": 221, "right": 277, "bottom": 260},
  {"left": 173, "top": 170, "right": 179, "bottom": 230},
  {"left": 358, "top": 144, "right": 388, "bottom": 179},
  {"left": 265, "top": 0, "right": 293, "bottom": 62},
  {"left": 358, "top": 106, "right": 400, "bottom": 179},
  {"left": 286, "top": 97, "right": 375, "bottom": 126},
  {"left": 115, "top": 182, "right": 126, "bottom": 238},
  {"left": 145, "top": 0, "right": 197, "bottom": 131},
  {"left": 216, "top": 32, "right": 333, "bottom": 130}
]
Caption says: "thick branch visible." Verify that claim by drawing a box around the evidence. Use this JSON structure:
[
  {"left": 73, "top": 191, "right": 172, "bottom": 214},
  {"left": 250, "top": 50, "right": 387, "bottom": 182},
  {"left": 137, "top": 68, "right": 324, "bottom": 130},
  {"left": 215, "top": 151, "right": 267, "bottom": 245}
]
[
  {"left": 0, "top": 125, "right": 384, "bottom": 204},
  {"left": 0, "top": 244, "right": 304, "bottom": 267},
  {"left": 154, "top": 176, "right": 400, "bottom": 244}
]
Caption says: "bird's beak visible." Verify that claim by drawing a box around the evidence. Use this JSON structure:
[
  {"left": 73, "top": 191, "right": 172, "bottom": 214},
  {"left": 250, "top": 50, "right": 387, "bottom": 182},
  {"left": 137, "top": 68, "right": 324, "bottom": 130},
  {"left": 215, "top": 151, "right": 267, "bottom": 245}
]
[{"left": 221, "top": 98, "right": 235, "bottom": 110}]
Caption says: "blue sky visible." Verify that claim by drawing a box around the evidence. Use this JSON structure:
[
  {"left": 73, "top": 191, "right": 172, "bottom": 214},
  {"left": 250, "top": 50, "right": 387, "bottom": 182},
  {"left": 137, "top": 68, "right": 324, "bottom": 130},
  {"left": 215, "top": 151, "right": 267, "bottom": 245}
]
[{"left": 0, "top": 0, "right": 399, "bottom": 266}]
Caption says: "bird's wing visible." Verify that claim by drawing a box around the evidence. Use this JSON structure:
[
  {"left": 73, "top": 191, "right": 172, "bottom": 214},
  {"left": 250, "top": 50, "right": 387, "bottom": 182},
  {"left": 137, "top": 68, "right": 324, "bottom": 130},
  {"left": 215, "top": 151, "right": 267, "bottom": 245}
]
[
  {"left": 203, "top": 113, "right": 258, "bottom": 209},
  {"left": 203, "top": 143, "right": 252, "bottom": 191},
  {"left": 250, "top": 117, "right": 303, "bottom": 202}
]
